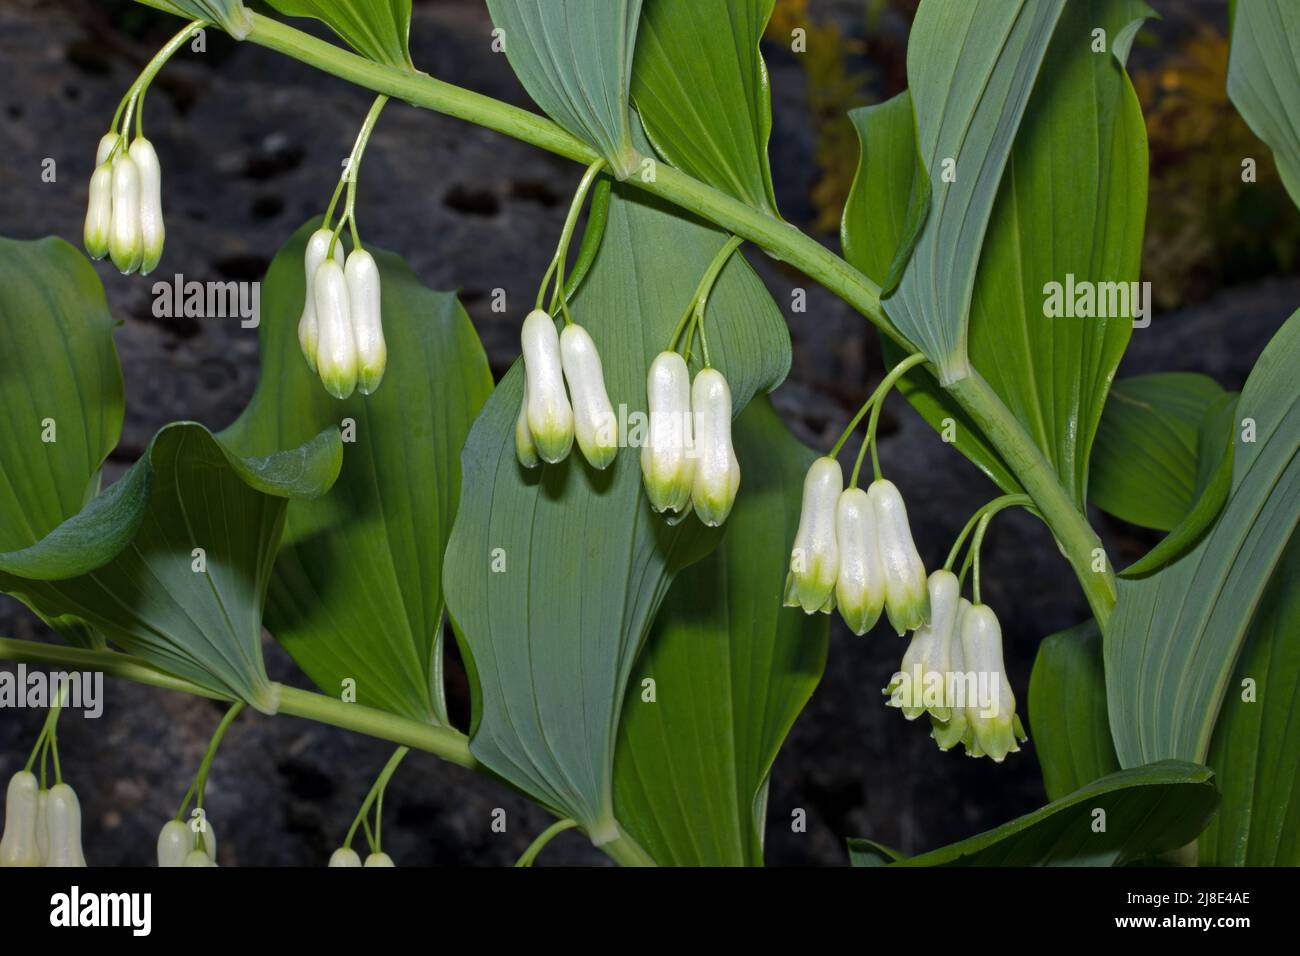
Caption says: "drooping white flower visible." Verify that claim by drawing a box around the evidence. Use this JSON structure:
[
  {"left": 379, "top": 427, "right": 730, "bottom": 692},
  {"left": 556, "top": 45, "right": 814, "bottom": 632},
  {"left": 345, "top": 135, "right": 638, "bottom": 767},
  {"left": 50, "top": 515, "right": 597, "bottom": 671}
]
[
  {"left": 868, "top": 478, "right": 929, "bottom": 635},
  {"left": 885, "top": 570, "right": 960, "bottom": 720},
  {"left": 297, "top": 228, "right": 344, "bottom": 373},
  {"left": 690, "top": 368, "right": 740, "bottom": 527},
  {"left": 43, "top": 783, "right": 86, "bottom": 867},
  {"left": 641, "top": 351, "right": 695, "bottom": 514},
  {"left": 129, "top": 137, "right": 165, "bottom": 275},
  {"left": 560, "top": 323, "right": 618, "bottom": 469},
  {"left": 83, "top": 162, "right": 113, "bottom": 261},
  {"left": 520, "top": 309, "right": 573, "bottom": 464},
  {"left": 95, "top": 132, "right": 120, "bottom": 166},
  {"left": 182, "top": 848, "right": 217, "bottom": 867},
  {"left": 108, "top": 153, "right": 143, "bottom": 275},
  {"left": 959, "top": 603, "right": 1027, "bottom": 762},
  {"left": 930, "top": 597, "right": 972, "bottom": 752},
  {"left": 364, "top": 851, "right": 395, "bottom": 867},
  {"left": 329, "top": 847, "right": 363, "bottom": 867},
  {"left": 156, "top": 819, "right": 190, "bottom": 867},
  {"left": 0, "top": 771, "right": 41, "bottom": 867},
  {"left": 834, "top": 486, "right": 886, "bottom": 634},
  {"left": 314, "top": 258, "right": 359, "bottom": 400},
  {"left": 784, "top": 457, "right": 842, "bottom": 614},
  {"left": 515, "top": 377, "right": 540, "bottom": 469},
  {"left": 345, "top": 249, "right": 387, "bottom": 395}
]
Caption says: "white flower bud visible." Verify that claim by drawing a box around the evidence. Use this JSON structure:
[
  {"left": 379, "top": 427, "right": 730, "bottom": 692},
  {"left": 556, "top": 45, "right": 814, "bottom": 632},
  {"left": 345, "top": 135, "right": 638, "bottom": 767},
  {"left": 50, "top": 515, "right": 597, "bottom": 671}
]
[
  {"left": 129, "top": 137, "right": 164, "bottom": 275},
  {"left": 560, "top": 324, "right": 617, "bottom": 469},
  {"left": 346, "top": 249, "right": 387, "bottom": 395},
  {"left": 783, "top": 457, "right": 842, "bottom": 614},
  {"left": 690, "top": 368, "right": 740, "bottom": 527},
  {"left": 930, "top": 596, "right": 973, "bottom": 751},
  {"left": 35, "top": 789, "right": 49, "bottom": 864},
  {"left": 521, "top": 309, "right": 573, "bottom": 463},
  {"left": 641, "top": 351, "right": 695, "bottom": 513},
  {"left": 83, "top": 163, "right": 113, "bottom": 260},
  {"left": 298, "top": 229, "right": 344, "bottom": 373},
  {"left": 156, "top": 819, "right": 190, "bottom": 867},
  {"left": 885, "top": 570, "right": 960, "bottom": 720},
  {"left": 515, "top": 377, "right": 540, "bottom": 468},
  {"left": 195, "top": 819, "right": 217, "bottom": 860},
  {"left": 182, "top": 848, "right": 217, "bottom": 866},
  {"left": 959, "top": 603, "right": 1026, "bottom": 762},
  {"left": 314, "top": 258, "right": 359, "bottom": 400},
  {"left": 834, "top": 486, "right": 887, "bottom": 634},
  {"left": 95, "top": 131, "right": 120, "bottom": 166},
  {"left": 868, "top": 478, "right": 929, "bottom": 635},
  {"left": 0, "top": 771, "right": 41, "bottom": 867},
  {"left": 108, "top": 153, "right": 143, "bottom": 275},
  {"left": 44, "top": 782, "right": 86, "bottom": 867},
  {"left": 329, "top": 847, "right": 363, "bottom": 867},
  {"left": 364, "top": 851, "right": 396, "bottom": 867}
]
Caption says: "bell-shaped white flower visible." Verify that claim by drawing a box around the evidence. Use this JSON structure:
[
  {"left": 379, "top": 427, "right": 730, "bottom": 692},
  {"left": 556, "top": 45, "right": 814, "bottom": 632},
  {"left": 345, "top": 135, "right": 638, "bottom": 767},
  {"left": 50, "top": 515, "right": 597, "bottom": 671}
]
[
  {"left": 314, "top": 258, "right": 359, "bottom": 400},
  {"left": 156, "top": 819, "right": 190, "bottom": 867},
  {"left": 560, "top": 323, "right": 618, "bottom": 469},
  {"left": 834, "top": 486, "right": 886, "bottom": 633},
  {"left": 297, "top": 229, "right": 344, "bottom": 373},
  {"left": 641, "top": 351, "right": 695, "bottom": 513},
  {"left": 83, "top": 163, "right": 113, "bottom": 261},
  {"left": 521, "top": 309, "right": 573, "bottom": 464},
  {"left": 183, "top": 848, "right": 218, "bottom": 867},
  {"left": 959, "top": 603, "right": 1027, "bottom": 762},
  {"left": 35, "top": 789, "right": 50, "bottom": 865},
  {"left": 869, "top": 478, "right": 929, "bottom": 635},
  {"left": 364, "top": 851, "right": 395, "bottom": 867},
  {"left": 930, "top": 597, "right": 973, "bottom": 752},
  {"left": 783, "top": 457, "right": 842, "bottom": 614},
  {"left": 690, "top": 368, "right": 740, "bottom": 526},
  {"left": 0, "top": 771, "right": 41, "bottom": 867},
  {"left": 44, "top": 783, "right": 86, "bottom": 867},
  {"left": 129, "top": 137, "right": 165, "bottom": 275},
  {"left": 108, "top": 153, "right": 143, "bottom": 275},
  {"left": 329, "top": 847, "right": 363, "bottom": 867},
  {"left": 885, "top": 570, "right": 960, "bottom": 720},
  {"left": 95, "top": 132, "right": 120, "bottom": 166},
  {"left": 346, "top": 249, "right": 387, "bottom": 395},
  {"left": 515, "top": 377, "right": 540, "bottom": 468}
]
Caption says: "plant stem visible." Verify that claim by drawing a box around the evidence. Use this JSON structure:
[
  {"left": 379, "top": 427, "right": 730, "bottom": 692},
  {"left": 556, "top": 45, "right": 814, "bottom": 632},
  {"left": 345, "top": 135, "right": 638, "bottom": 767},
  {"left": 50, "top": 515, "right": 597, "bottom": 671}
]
[
  {"left": 514, "top": 818, "right": 578, "bottom": 867},
  {"left": 861, "top": 352, "right": 928, "bottom": 484},
  {"left": 177, "top": 700, "right": 245, "bottom": 818},
  {"left": 544, "top": 158, "right": 606, "bottom": 323},
  {"left": 345, "top": 746, "right": 409, "bottom": 850}
]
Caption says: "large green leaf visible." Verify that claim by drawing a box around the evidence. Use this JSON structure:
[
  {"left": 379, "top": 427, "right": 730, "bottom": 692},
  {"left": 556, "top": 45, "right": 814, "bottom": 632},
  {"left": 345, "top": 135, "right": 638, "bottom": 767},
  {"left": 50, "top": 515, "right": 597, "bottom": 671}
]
[
  {"left": 0, "top": 236, "right": 125, "bottom": 645},
  {"left": 1028, "top": 621, "right": 1119, "bottom": 802},
  {"left": 1, "top": 423, "right": 342, "bottom": 713},
  {"left": 884, "top": 0, "right": 1064, "bottom": 385},
  {"left": 611, "top": 398, "right": 827, "bottom": 866},
  {"left": 486, "top": 0, "right": 642, "bottom": 179},
  {"left": 848, "top": 762, "right": 1217, "bottom": 866},
  {"left": 146, "top": 0, "right": 253, "bottom": 39},
  {"left": 264, "top": 0, "right": 414, "bottom": 69},
  {"left": 1107, "top": 309, "right": 1300, "bottom": 767},
  {"left": 221, "top": 224, "right": 491, "bottom": 725},
  {"left": 843, "top": 93, "right": 1019, "bottom": 494},
  {"left": 1200, "top": 536, "right": 1300, "bottom": 865},
  {"left": 1090, "top": 373, "right": 1231, "bottom": 532},
  {"left": 631, "top": 0, "right": 780, "bottom": 216},
  {"left": 1228, "top": 0, "right": 1300, "bottom": 210},
  {"left": 444, "top": 185, "right": 791, "bottom": 841}
]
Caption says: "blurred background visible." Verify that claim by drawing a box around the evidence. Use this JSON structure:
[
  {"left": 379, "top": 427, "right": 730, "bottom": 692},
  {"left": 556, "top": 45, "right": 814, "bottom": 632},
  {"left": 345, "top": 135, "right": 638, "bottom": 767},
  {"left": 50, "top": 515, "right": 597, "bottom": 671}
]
[{"left": 0, "top": 0, "right": 1296, "bottom": 865}]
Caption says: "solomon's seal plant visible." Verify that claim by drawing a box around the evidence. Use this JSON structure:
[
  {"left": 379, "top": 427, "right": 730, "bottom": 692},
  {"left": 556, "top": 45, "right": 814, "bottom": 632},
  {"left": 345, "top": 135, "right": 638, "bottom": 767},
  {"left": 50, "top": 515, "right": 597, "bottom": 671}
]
[{"left": 0, "top": 0, "right": 1298, "bottom": 871}]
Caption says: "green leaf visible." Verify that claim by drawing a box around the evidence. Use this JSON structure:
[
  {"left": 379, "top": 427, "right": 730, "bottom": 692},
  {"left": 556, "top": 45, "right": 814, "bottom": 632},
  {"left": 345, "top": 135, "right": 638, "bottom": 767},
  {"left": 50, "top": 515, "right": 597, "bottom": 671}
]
[
  {"left": 611, "top": 398, "right": 827, "bottom": 866},
  {"left": 885, "top": 0, "right": 1064, "bottom": 385},
  {"left": 849, "top": 762, "right": 1218, "bottom": 866},
  {"left": 486, "top": 0, "right": 643, "bottom": 179},
  {"left": 263, "top": 0, "right": 414, "bottom": 68},
  {"left": 0, "top": 236, "right": 125, "bottom": 646},
  {"left": 1228, "top": 0, "right": 1300, "bottom": 210},
  {"left": 1, "top": 423, "right": 342, "bottom": 714},
  {"left": 631, "top": 0, "right": 780, "bottom": 216},
  {"left": 149, "top": 0, "right": 253, "bottom": 39},
  {"left": 1090, "top": 373, "right": 1231, "bottom": 532},
  {"left": 966, "top": 0, "right": 1151, "bottom": 505},
  {"left": 443, "top": 184, "right": 791, "bottom": 839},
  {"left": 1200, "top": 537, "right": 1300, "bottom": 865},
  {"left": 221, "top": 223, "right": 491, "bottom": 725},
  {"left": 1107, "top": 309, "right": 1300, "bottom": 767},
  {"left": 845, "top": 837, "right": 902, "bottom": 867},
  {"left": 1028, "top": 621, "right": 1119, "bottom": 802},
  {"left": 842, "top": 93, "right": 1018, "bottom": 493}
]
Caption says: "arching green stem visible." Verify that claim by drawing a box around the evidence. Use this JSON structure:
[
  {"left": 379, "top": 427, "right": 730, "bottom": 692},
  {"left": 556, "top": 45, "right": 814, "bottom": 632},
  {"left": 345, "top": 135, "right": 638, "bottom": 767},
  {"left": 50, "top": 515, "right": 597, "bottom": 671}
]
[
  {"left": 514, "top": 818, "right": 579, "bottom": 867},
  {"left": 539, "top": 158, "right": 606, "bottom": 321},
  {"left": 344, "top": 746, "right": 409, "bottom": 851},
  {"left": 175, "top": 700, "right": 245, "bottom": 820}
]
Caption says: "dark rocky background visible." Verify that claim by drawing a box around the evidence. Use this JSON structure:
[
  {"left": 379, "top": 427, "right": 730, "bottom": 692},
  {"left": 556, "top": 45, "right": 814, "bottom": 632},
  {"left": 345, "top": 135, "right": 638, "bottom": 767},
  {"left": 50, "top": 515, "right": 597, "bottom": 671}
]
[{"left": 0, "top": 0, "right": 1295, "bottom": 866}]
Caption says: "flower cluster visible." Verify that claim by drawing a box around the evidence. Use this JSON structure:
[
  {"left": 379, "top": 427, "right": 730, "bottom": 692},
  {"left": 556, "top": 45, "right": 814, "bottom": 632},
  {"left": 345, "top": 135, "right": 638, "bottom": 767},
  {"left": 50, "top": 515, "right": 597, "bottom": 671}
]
[
  {"left": 328, "top": 846, "right": 396, "bottom": 867},
  {"left": 297, "top": 229, "right": 388, "bottom": 399},
  {"left": 640, "top": 352, "right": 740, "bottom": 527},
  {"left": 515, "top": 308, "right": 618, "bottom": 470},
  {"left": 84, "top": 132, "right": 165, "bottom": 276},
  {"left": 884, "top": 571, "right": 1027, "bottom": 761},
  {"left": 0, "top": 773, "right": 86, "bottom": 867},
  {"left": 785, "top": 457, "right": 929, "bottom": 636},
  {"left": 157, "top": 817, "right": 219, "bottom": 867}
]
